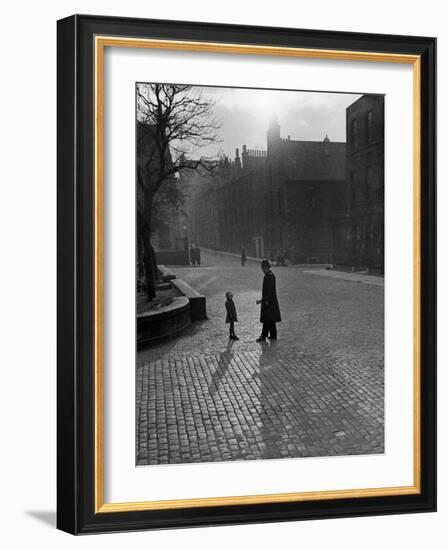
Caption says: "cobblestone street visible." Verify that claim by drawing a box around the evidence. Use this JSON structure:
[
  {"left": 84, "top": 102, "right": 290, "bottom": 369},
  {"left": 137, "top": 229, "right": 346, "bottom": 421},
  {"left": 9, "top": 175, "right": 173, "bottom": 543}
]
[{"left": 137, "top": 250, "right": 384, "bottom": 465}]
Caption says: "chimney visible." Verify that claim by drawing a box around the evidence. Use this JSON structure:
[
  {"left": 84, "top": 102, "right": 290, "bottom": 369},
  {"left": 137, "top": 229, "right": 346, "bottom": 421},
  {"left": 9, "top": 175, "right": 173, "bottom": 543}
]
[
  {"left": 234, "top": 147, "right": 241, "bottom": 169},
  {"left": 267, "top": 116, "right": 281, "bottom": 152}
]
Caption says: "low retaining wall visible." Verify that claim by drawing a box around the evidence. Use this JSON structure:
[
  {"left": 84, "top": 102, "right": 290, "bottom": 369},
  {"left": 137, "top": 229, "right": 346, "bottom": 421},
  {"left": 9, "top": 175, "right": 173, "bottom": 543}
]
[
  {"left": 156, "top": 250, "right": 189, "bottom": 266},
  {"left": 137, "top": 296, "right": 190, "bottom": 348},
  {"left": 203, "top": 247, "right": 259, "bottom": 263},
  {"left": 158, "top": 265, "right": 177, "bottom": 281},
  {"left": 203, "top": 248, "right": 330, "bottom": 268},
  {"left": 333, "top": 265, "right": 384, "bottom": 275},
  {"left": 292, "top": 263, "right": 331, "bottom": 268},
  {"left": 171, "top": 278, "right": 207, "bottom": 321}
]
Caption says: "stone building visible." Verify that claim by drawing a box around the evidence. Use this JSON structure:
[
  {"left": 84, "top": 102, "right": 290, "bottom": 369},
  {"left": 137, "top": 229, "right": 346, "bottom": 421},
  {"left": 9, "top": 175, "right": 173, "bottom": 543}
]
[
  {"left": 265, "top": 120, "right": 346, "bottom": 264},
  {"left": 186, "top": 95, "right": 384, "bottom": 268},
  {"left": 186, "top": 118, "right": 346, "bottom": 264},
  {"left": 341, "top": 95, "right": 385, "bottom": 271}
]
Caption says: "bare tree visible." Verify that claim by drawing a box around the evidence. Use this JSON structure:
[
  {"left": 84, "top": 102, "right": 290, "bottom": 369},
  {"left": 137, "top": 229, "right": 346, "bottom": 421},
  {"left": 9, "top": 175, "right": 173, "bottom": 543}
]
[{"left": 136, "top": 84, "right": 220, "bottom": 300}]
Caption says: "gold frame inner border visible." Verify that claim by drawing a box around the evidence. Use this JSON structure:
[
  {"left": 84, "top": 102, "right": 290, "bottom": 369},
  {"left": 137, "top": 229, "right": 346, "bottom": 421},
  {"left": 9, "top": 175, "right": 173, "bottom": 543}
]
[{"left": 94, "top": 35, "right": 422, "bottom": 513}]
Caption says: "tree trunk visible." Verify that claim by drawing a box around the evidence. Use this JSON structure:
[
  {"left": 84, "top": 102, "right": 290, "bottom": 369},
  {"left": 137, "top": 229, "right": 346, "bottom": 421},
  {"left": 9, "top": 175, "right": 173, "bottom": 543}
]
[
  {"left": 141, "top": 221, "right": 157, "bottom": 301},
  {"left": 137, "top": 167, "right": 158, "bottom": 301},
  {"left": 137, "top": 235, "right": 145, "bottom": 279}
]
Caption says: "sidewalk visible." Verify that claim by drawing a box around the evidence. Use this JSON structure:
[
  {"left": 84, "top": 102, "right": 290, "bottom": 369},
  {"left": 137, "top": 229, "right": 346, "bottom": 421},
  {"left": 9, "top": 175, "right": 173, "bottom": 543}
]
[
  {"left": 202, "top": 247, "right": 329, "bottom": 268},
  {"left": 302, "top": 268, "right": 384, "bottom": 287},
  {"left": 202, "top": 246, "right": 259, "bottom": 263},
  {"left": 200, "top": 248, "right": 383, "bottom": 286}
]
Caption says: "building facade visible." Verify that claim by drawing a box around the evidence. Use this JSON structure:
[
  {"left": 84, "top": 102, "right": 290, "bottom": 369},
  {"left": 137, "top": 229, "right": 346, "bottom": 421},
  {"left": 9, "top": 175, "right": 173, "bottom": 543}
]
[
  {"left": 186, "top": 95, "right": 384, "bottom": 269},
  {"left": 343, "top": 95, "right": 385, "bottom": 271},
  {"left": 186, "top": 120, "right": 346, "bottom": 264}
]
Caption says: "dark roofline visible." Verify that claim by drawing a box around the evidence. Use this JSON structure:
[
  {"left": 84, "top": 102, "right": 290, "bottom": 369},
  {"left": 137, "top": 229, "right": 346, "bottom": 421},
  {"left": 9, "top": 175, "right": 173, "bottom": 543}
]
[
  {"left": 284, "top": 178, "right": 346, "bottom": 184},
  {"left": 346, "top": 95, "right": 366, "bottom": 110},
  {"left": 346, "top": 93, "right": 385, "bottom": 111},
  {"left": 283, "top": 139, "right": 346, "bottom": 145}
]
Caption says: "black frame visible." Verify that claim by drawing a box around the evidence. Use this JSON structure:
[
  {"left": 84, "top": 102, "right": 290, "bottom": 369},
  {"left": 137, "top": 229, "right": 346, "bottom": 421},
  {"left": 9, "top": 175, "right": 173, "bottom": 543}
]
[{"left": 57, "top": 14, "right": 436, "bottom": 534}]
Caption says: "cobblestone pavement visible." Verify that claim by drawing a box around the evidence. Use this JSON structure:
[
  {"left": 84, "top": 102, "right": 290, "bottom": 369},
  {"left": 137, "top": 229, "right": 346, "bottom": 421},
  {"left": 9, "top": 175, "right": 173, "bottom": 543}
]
[{"left": 137, "top": 250, "right": 384, "bottom": 465}]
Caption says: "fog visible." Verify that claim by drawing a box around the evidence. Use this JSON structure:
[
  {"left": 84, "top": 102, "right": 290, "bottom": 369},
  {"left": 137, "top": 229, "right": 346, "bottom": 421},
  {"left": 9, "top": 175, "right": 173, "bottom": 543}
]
[{"left": 192, "top": 86, "right": 362, "bottom": 159}]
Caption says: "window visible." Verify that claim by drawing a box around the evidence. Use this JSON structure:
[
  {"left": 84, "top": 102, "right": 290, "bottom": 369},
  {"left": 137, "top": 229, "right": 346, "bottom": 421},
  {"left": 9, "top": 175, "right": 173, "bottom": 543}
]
[
  {"left": 366, "top": 110, "right": 373, "bottom": 141},
  {"left": 350, "top": 118, "right": 359, "bottom": 148},
  {"left": 366, "top": 166, "right": 373, "bottom": 201},
  {"left": 277, "top": 187, "right": 282, "bottom": 215},
  {"left": 350, "top": 185, "right": 356, "bottom": 208},
  {"left": 305, "top": 225, "right": 315, "bottom": 248}
]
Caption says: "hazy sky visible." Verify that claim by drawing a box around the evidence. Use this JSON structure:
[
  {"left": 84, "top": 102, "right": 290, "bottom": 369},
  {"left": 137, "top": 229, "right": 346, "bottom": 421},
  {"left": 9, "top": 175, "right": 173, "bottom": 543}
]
[{"left": 190, "top": 86, "right": 362, "bottom": 159}]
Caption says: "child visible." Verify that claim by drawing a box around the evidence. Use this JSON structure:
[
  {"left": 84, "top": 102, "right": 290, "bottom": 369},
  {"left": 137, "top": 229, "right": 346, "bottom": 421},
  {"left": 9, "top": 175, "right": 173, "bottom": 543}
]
[{"left": 225, "top": 291, "right": 239, "bottom": 340}]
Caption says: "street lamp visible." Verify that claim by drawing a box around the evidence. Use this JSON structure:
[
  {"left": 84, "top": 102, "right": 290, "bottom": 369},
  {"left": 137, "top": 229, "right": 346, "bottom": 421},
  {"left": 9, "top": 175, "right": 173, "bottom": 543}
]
[{"left": 182, "top": 224, "right": 188, "bottom": 252}]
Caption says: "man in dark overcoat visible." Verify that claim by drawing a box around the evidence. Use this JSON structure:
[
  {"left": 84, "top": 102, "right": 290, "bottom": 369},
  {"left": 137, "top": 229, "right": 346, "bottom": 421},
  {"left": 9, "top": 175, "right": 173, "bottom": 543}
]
[{"left": 256, "top": 259, "right": 281, "bottom": 341}]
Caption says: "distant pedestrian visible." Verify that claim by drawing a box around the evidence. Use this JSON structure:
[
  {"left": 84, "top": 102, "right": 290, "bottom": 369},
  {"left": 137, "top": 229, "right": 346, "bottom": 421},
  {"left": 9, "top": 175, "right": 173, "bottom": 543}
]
[
  {"left": 241, "top": 247, "right": 247, "bottom": 266},
  {"left": 279, "top": 249, "right": 287, "bottom": 266},
  {"left": 276, "top": 249, "right": 283, "bottom": 266},
  {"left": 225, "top": 291, "right": 239, "bottom": 340},
  {"left": 195, "top": 244, "right": 201, "bottom": 266},
  {"left": 189, "top": 244, "right": 196, "bottom": 266},
  {"left": 256, "top": 259, "right": 281, "bottom": 341}
]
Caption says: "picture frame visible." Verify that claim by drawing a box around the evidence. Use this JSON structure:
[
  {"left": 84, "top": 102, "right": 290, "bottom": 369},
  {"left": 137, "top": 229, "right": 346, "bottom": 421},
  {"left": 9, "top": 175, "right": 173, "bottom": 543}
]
[{"left": 57, "top": 14, "right": 436, "bottom": 534}]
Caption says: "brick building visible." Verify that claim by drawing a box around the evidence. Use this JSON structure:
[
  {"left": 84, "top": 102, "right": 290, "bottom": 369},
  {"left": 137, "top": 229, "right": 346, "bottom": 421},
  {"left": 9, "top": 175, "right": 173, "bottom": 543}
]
[{"left": 340, "top": 95, "right": 385, "bottom": 271}]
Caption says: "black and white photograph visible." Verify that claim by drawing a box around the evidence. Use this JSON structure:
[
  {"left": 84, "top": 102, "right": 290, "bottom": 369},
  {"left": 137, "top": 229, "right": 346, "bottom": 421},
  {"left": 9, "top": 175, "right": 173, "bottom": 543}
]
[
  {"left": 0, "top": 0, "right": 442, "bottom": 542},
  {"left": 135, "top": 83, "right": 385, "bottom": 466}
]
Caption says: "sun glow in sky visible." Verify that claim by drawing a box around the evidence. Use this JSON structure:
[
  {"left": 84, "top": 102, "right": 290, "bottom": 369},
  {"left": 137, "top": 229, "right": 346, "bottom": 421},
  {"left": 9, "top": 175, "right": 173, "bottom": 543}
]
[{"left": 191, "top": 85, "right": 362, "bottom": 159}]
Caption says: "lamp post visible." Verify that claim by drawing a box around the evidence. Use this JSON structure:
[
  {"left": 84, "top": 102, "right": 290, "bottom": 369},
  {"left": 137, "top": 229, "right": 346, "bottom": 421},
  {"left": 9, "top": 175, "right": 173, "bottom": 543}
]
[{"left": 182, "top": 224, "right": 188, "bottom": 251}]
